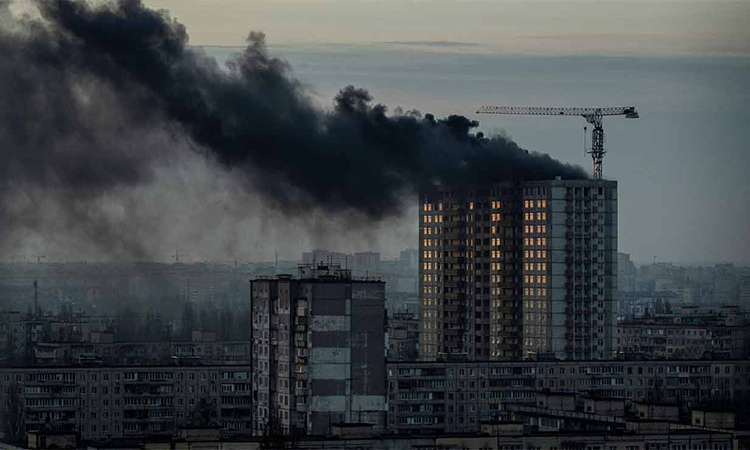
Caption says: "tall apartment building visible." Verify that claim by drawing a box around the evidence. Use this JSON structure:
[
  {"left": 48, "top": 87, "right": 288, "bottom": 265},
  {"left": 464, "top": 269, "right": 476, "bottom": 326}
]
[
  {"left": 419, "top": 179, "right": 617, "bottom": 362},
  {"left": 250, "top": 265, "right": 386, "bottom": 437}
]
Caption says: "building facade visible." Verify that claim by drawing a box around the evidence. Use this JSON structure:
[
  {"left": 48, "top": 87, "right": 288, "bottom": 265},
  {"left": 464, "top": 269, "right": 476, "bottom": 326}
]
[
  {"left": 0, "top": 365, "right": 254, "bottom": 441},
  {"left": 387, "top": 313, "right": 419, "bottom": 361},
  {"left": 386, "top": 359, "right": 750, "bottom": 435},
  {"left": 250, "top": 265, "right": 386, "bottom": 437},
  {"left": 419, "top": 179, "right": 617, "bottom": 362},
  {"left": 618, "top": 306, "right": 749, "bottom": 360}
]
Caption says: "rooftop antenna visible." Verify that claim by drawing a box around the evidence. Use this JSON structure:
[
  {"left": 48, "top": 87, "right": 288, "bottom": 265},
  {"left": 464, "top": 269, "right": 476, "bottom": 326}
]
[{"left": 172, "top": 250, "right": 189, "bottom": 263}]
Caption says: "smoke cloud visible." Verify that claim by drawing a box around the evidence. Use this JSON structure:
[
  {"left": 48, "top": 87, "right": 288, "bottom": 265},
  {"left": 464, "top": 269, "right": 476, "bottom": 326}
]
[{"left": 0, "top": 0, "right": 587, "bottom": 260}]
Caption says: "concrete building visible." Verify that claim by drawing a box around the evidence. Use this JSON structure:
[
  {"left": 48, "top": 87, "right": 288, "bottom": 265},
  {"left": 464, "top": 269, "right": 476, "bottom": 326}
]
[
  {"left": 399, "top": 249, "right": 418, "bottom": 272},
  {"left": 418, "top": 179, "right": 618, "bottom": 362},
  {"left": 43, "top": 423, "right": 736, "bottom": 450},
  {"left": 617, "top": 252, "right": 637, "bottom": 293},
  {"left": 130, "top": 426, "right": 738, "bottom": 450},
  {"left": 386, "top": 359, "right": 750, "bottom": 435},
  {"left": 387, "top": 313, "right": 419, "bottom": 361},
  {"left": 713, "top": 264, "right": 739, "bottom": 306},
  {"left": 740, "top": 272, "right": 750, "bottom": 313},
  {"left": 250, "top": 265, "right": 386, "bottom": 437},
  {"left": 0, "top": 365, "right": 254, "bottom": 441},
  {"left": 352, "top": 252, "right": 381, "bottom": 279},
  {"left": 618, "top": 306, "right": 749, "bottom": 360}
]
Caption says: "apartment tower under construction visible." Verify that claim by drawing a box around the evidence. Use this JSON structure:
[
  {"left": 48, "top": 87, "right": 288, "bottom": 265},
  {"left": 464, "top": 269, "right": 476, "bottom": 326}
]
[{"left": 419, "top": 179, "right": 618, "bottom": 361}]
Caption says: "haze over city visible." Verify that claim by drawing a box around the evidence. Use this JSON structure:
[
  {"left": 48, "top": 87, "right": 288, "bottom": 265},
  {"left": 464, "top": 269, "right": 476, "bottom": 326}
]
[
  {"left": 1, "top": 0, "right": 748, "bottom": 264},
  {"left": 2, "top": 0, "right": 750, "bottom": 447}
]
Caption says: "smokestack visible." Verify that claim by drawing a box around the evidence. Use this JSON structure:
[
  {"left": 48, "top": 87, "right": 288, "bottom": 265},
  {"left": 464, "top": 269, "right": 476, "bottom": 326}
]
[{"left": 0, "top": 0, "right": 588, "bottom": 259}]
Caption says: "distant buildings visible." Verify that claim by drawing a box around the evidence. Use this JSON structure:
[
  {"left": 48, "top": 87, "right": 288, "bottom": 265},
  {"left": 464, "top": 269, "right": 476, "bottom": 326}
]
[
  {"left": 617, "top": 252, "right": 637, "bottom": 292},
  {"left": 741, "top": 272, "right": 750, "bottom": 312},
  {"left": 301, "top": 250, "right": 351, "bottom": 270},
  {"left": 387, "top": 312, "right": 419, "bottom": 361},
  {"left": 302, "top": 249, "right": 419, "bottom": 297},
  {"left": 0, "top": 261, "right": 253, "bottom": 313},
  {"left": 0, "top": 310, "right": 249, "bottom": 367},
  {"left": 250, "top": 265, "right": 386, "bottom": 436},
  {"left": 419, "top": 179, "right": 618, "bottom": 362},
  {"left": 352, "top": 252, "right": 380, "bottom": 278},
  {"left": 632, "top": 262, "right": 746, "bottom": 308},
  {"left": 618, "top": 306, "right": 750, "bottom": 360},
  {"left": 399, "top": 249, "right": 419, "bottom": 271}
]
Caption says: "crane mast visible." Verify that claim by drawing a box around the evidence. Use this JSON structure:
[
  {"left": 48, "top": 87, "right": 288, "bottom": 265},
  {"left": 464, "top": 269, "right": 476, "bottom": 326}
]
[{"left": 476, "top": 106, "right": 639, "bottom": 179}]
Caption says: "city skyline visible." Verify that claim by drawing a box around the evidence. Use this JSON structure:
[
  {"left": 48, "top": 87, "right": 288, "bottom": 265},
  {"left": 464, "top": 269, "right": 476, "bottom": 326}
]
[{"left": 2, "top": 0, "right": 750, "bottom": 447}]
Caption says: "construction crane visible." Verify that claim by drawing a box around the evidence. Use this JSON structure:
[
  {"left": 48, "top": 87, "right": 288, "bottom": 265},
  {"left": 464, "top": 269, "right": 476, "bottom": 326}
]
[{"left": 476, "top": 106, "right": 639, "bottom": 179}]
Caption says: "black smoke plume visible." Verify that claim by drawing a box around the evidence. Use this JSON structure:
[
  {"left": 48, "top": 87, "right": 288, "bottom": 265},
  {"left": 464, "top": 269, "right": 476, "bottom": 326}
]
[{"left": 0, "top": 0, "right": 587, "bottom": 259}]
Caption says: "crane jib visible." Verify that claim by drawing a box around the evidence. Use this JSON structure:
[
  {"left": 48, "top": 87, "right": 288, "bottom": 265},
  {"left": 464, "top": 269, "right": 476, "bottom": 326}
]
[{"left": 475, "top": 105, "right": 639, "bottom": 179}]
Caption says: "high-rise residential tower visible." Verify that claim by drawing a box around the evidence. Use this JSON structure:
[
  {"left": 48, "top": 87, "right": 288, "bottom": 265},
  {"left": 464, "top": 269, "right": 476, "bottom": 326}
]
[
  {"left": 250, "top": 265, "right": 386, "bottom": 436},
  {"left": 419, "top": 179, "right": 618, "bottom": 362}
]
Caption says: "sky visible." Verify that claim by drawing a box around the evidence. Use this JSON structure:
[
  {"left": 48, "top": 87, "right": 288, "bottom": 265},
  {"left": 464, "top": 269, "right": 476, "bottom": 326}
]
[
  {"left": 2, "top": 0, "right": 748, "bottom": 265},
  {"left": 145, "top": 0, "right": 749, "bottom": 264},
  {"left": 141, "top": 0, "right": 750, "bottom": 56}
]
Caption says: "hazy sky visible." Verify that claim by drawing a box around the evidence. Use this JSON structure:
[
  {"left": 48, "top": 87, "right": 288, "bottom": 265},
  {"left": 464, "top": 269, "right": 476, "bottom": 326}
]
[
  {"left": 138, "top": 0, "right": 749, "bottom": 264},
  {"left": 142, "top": 0, "right": 750, "bottom": 56},
  {"left": 3, "top": 1, "right": 748, "bottom": 264}
]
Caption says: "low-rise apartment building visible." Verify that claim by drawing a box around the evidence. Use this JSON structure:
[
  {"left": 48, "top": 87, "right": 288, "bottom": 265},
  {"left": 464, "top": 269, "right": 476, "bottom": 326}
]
[
  {"left": 0, "top": 365, "right": 253, "bottom": 441},
  {"left": 618, "top": 307, "right": 749, "bottom": 360}
]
